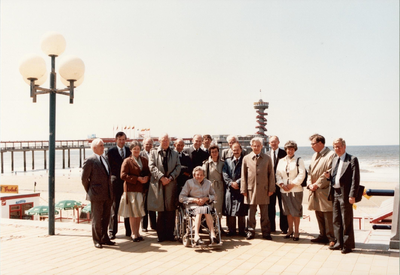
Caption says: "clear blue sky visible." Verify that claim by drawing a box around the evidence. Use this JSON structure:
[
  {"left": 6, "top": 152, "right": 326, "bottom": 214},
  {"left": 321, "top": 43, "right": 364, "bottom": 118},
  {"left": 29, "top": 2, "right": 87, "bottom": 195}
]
[{"left": 1, "top": 0, "right": 398, "bottom": 146}]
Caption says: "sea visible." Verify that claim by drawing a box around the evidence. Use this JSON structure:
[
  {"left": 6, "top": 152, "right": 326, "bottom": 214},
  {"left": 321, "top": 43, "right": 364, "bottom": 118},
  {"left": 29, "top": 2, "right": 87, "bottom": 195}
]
[{"left": 1, "top": 145, "right": 399, "bottom": 183}]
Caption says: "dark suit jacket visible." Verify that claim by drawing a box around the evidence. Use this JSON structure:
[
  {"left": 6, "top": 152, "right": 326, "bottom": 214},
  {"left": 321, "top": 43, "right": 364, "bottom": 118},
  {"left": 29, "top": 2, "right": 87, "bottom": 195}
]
[
  {"left": 329, "top": 153, "right": 360, "bottom": 201},
  {"left": 176, "top": 151, "right": 193, "bottom": 189},
  {"left": 81, "top": 154, "right": 113, "bottom": 202},
  {"left": 270, "top": 148, "right": 287, "bottom": 174},
  {"left": 183, "top": 146, "right": 208, "bottom": 168},
  {"left": 106, "top": 146, "right": 131, "bottom": 193},
  {"left": 222, "top": 156, "right": 247, "bottom": 216}
]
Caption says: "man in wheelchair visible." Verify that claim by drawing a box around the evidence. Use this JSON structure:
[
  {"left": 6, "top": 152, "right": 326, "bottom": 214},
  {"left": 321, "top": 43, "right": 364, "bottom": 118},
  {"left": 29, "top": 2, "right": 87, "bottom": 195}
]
[{"left": 179, "top": 166, "right": 219, "bottom": 246}]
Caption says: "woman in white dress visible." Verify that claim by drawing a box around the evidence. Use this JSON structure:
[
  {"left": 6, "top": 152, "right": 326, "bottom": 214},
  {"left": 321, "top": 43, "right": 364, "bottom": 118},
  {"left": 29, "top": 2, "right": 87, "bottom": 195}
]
[{"left": 275, "top": 140, "right": 305, "bottom": 241}]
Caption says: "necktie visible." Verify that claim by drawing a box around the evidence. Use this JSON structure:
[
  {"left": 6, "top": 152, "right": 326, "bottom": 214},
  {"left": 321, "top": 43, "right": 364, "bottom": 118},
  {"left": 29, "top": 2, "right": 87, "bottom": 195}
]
[
  {"left": 120, "top": 148, "right": 124, "bottom": 159},
  {"left": 162, "top": 150, "right": 168, "bottom": 176}
]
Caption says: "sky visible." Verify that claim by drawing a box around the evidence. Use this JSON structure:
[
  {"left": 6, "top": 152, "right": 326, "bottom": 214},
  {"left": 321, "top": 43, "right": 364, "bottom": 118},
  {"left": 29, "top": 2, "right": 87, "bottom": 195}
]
[{"left": 1, "top": 0, "right": 399, "bottom": 146}]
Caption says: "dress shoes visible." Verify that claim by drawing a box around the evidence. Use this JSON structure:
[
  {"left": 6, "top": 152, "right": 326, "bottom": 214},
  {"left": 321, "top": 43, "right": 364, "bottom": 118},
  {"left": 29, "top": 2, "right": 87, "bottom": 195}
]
[
  {"left": 103, "top": 240, "right": 116, "bottom": 246},
  {"left": 284, "top": 233, "right": 293, "bottom": 239},
  {"left": 137, "top": 236, "right": 144, "bottom": 241},
  {"left": 293, "top": 237, "right": 300, "bottom": 241},
  {"left": 246, "top": 232, "right": 254, "bottom": 240},
  {"left": 132, "top": 237, "right": 140, "bottom": 242},
  {"left": 226, "top": 231, "right": 236, "bottom": 237},
  {"left": 238, "top": 232, "right": 247, "bottom": 237},
  {"left": 329, "top": 241, "right": 336, "bottom": 248},
  {"left": 329, "top": 244, "right": 342, "bottom": 251},
  {"left": 310, "top": 237, "right": 329, "bottom": 244},
  {"left": 109, "top": 234, "right": 116, "bottom": 240},
  {"left": 157, "top": 238, "right": 164, "bottom": 243},
  {"left": 263, "top": 235, "right": 273, "bottom": 240},
  {"left": 341, "top": 248, "right": 352, "bottom": 254},
  {"left": 94, "top": 243, "right": 103, "bottom": 249}
]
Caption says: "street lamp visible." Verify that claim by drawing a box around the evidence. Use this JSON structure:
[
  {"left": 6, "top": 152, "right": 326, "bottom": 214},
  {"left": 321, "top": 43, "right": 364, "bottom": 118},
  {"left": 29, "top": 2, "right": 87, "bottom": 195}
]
[{"left": 19, "top": 32, "right": 85, "bottom": 235}]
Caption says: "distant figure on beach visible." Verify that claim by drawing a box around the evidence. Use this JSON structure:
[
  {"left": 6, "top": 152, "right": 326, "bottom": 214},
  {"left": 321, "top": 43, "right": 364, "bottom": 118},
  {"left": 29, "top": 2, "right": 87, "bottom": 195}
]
[
  {"left": 307, "top": 134, "right": 335, "bottom": 247},
  {"left": 119, "top": 141, "right": 150, "bottom": 242},
  {"left": 202, "top": 134, "right": 213, "bottom": 154},
  {"left": 147, "top": 133, "right": 181, "bottom": 242},
  {"left": 268, "top": 135, "right": 288, "bottom": 234},
  {"left": 81, "top": 138, "right": 115, "bottom": 249},
  {"left": 275, "top": 140, "right": 305, "bottom": 241},
  {"left": 183, "top": 134, "right": 209, "bottom": 169},
  {"left": 326, "top": 138, "right": 360, "bottom": 254},
  {"left": 241, "top": 137, "right": 275, "bottom": 240},
  {"left": 222, "top": 142, "right": 247, "bottom": 236},
  {"left": 106, "top": 132, "right": 131, "bottom": 240},
  {"left": 139, "top": 137, "right": 157, "bottom": 232}
]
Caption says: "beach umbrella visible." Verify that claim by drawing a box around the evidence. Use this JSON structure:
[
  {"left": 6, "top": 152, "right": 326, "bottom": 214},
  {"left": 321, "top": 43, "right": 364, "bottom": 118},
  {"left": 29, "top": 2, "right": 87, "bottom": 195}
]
[
  {"left": 81, "top": 203, "right": 91, "bottom": 213},
  {"left": 25, "top": 205, "right": 59, "bottom": 216},
  {"left": 55, "top": 200, "right": 81, "bottom": 210}
]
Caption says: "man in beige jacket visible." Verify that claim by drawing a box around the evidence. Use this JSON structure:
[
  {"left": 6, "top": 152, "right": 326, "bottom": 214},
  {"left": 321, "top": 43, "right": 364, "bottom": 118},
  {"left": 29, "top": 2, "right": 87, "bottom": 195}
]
[
  {"left": 307, "top": 134, "right": 335, "bottom": 246},
  {"left": 241, "top": 137, "right": 275, "bottom": 240}
]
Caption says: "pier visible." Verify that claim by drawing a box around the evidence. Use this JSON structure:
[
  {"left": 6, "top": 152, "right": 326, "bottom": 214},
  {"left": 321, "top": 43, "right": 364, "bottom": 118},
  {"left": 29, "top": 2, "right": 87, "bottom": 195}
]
[{"left": 0, "top": 140, "right": 90, "bottom": 174}]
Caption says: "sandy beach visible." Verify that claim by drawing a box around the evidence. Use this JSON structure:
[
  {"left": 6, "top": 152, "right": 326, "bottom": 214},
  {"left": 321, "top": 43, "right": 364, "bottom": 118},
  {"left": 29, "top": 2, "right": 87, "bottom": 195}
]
[{"left": 1, "top": 168, "right": 397, "bottom": 228}]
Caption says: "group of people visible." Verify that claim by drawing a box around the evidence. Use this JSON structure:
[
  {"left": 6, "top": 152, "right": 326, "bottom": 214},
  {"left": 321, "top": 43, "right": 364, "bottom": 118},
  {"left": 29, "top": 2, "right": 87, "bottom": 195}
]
[{"left": 81, "top": 132, "right": 360, "bottom": 255}]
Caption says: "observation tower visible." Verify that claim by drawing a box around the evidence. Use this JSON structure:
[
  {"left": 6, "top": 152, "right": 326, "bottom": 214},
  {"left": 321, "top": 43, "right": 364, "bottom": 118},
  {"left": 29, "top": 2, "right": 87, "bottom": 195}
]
[{"left": 254, "top": 98, "right": 269, "bottom": 138}]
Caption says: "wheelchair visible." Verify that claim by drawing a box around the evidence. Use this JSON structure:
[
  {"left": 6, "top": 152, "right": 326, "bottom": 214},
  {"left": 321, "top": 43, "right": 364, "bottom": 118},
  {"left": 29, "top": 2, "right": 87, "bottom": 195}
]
[{"left": 175, "top": 201, "right": 222, "bottom": 248}]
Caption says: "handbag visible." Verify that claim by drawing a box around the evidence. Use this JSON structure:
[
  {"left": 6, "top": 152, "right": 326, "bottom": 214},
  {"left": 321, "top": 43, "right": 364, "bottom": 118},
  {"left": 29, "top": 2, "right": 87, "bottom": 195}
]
[
  {"left": 296, "top": 157, "right": 308, "bottom": 187},
  {"left": 355, "top": 185, "right": 365, "bottom": 203}
]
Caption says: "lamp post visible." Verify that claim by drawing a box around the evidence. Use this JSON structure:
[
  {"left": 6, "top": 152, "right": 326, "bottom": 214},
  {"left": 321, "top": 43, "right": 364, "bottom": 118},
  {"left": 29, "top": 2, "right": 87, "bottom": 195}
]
[{"left": 19, "top": 32, "right": 85, "bottom": 235}]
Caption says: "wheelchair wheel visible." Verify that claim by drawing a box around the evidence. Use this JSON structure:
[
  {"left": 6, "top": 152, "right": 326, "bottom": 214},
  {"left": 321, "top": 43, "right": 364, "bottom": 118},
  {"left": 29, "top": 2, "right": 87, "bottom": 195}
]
[
  {"left": 174, "top": 208, "right": 184, "bottom": 242},
  {"left": 182, "top": 233, "right": 191, "bottom": 247}
]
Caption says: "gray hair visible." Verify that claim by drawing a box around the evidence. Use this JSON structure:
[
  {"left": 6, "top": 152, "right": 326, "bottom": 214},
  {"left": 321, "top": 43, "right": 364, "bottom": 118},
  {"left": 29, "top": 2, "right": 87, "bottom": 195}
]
[
  {"left": 192, "top": 166, "right": 205, "bottom": 175},
  {"left": 130, "top": 141, "right": 142, "bottom": 150},
  {"left": 227, "top": 135, "right": 238, "bottom": 142},
  {"left": 333, "top": 138, "right": 346, "bottom": 146},
  {"left": 192, "top": 134, "right": 202, "bottom": 140},
  {"left": 159, "top": 133, "right": 170, "bottom": 141},
  {"left": 284, "top": 140, "right": 298, "bottom": 151},
  {"left": 174, "top": 138, "right": 184, "bottom": 145},
  {"left": 143, "top": 137, "right": 154, "bottom": 144},
  {"left": 250, "top": 137, "right": 264, "bottom": 146},
  {"left": 91, "top": 138, "right": 103, "bottom": 150}
]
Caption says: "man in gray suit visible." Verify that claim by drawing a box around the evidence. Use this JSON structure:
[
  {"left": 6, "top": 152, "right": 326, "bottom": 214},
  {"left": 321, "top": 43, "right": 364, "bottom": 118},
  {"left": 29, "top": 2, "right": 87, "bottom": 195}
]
[
  {"left": 327, "top": 138, "right": 360, "bottom": 254},
  {"left": 82, "top": 138, "right": 115, "bottom": 249},
  {"left": 148, "top": 133, "right": 181, "bottom": 242}
]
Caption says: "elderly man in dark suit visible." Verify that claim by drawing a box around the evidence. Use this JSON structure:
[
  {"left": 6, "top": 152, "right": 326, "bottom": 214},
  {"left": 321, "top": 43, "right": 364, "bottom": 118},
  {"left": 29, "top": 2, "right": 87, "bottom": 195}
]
[
  {"left": 241, "top": 137, "right": 275, "bottom": 240},
  {"left": 148, "top": 133, "right": 181, "bottom": 242},
  {"left": 174, "top": 138, "right": 193, "bottom": 194},
  {"left": 184, "top": 134, "right": 209, "bottom": 168},
  {"left": 106, "top": 132, "right": 131, "bottom": 240},
  {"left": 82, "top": 138, "right": 115, "bottom": 249},
  {"left": 327, "top": 138, "right": 360, "bottom": 254},
  {"left": 222, "top": 142, "right": 248, "bottom": 236},
  {"left": 268, "top": 135, "right": 288, "bottom": 234}
]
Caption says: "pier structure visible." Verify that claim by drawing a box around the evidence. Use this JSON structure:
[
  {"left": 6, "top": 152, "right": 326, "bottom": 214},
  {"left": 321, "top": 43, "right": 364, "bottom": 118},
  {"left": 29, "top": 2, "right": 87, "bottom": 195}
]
[
  {"left": 254, "top": 98, "right": 269, "bottom": 149},
  {"left": 0, "top": 140, "right": 89, "bottom": 174}
]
